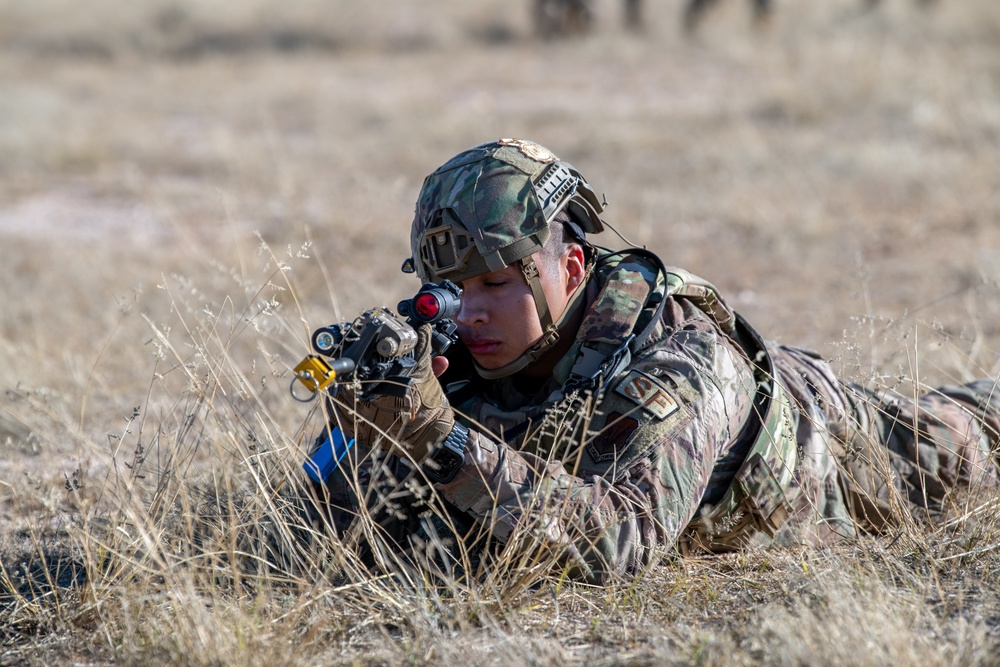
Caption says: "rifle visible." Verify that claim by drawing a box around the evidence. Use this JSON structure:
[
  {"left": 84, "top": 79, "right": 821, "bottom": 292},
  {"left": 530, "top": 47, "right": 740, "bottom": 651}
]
[{"left": 288, "top": 280, "right": 462, "bottom": 482}]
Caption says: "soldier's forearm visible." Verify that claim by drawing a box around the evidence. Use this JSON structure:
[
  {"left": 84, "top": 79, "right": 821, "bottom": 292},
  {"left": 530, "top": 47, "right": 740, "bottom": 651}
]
[
  {"left": 432, "top": 426, "right": 683, "bottom": 581},
  {"left": 433, "top": 429, "right": 531, "bottom": 533}
]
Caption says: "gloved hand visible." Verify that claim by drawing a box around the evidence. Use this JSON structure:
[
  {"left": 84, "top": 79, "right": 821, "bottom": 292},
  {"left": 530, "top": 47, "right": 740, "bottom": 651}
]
[{"left": 334, "top": 325, "right": 454, "bottom": 462}]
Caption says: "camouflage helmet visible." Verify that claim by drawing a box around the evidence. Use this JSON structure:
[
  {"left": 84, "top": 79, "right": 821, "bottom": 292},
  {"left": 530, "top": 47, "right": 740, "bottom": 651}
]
[
  {"left": 404, "top": 138, "right": 606, "bottom": 378},
  {"left": 405, "top": 138, "right": 604, "bottom": 284}
]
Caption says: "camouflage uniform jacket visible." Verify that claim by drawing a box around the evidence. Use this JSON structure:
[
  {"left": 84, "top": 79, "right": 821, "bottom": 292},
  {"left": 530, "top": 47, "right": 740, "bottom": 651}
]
[{"left": 435, "top": 248, "right": 831, "bottom": 582}]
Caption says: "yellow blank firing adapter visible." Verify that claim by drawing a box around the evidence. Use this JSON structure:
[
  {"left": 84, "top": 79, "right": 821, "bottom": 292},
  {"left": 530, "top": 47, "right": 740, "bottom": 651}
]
[{"left": 290, "top": 355, "right": 357, "bottom": 402}]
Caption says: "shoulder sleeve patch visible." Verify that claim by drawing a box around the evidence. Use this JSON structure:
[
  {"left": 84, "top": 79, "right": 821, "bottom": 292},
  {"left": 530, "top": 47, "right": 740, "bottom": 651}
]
[
  {"left": 613, "top": 370, "right": 680, "bottom": 421},
  {"left": 587, "top": 411, "right": 640, "bottom": 462}
]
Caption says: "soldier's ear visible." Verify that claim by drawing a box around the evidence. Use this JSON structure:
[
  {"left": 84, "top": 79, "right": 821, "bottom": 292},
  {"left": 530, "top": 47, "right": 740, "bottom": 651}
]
[{"left": 564, "top": 244, "right": 586, "bottom": 292}]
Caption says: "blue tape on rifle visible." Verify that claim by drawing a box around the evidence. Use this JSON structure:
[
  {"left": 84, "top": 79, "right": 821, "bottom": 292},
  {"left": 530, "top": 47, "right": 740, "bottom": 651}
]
[{"left": 303, "top": 427, "right": 354, "bottom": 483}]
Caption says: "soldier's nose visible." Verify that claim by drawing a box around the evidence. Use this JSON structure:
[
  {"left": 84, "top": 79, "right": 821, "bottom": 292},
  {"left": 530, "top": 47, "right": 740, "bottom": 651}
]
[{"left": 456, "top": 297, "right": 488, "bottom": 326}]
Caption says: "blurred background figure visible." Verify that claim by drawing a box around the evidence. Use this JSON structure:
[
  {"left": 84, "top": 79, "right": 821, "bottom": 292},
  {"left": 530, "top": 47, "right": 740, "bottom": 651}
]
[
  {"left": 535, "top": 0, "right": 593, "bottom": 37},
  {"left": 864, "top": 0, "right": 938, "bottom": 7},
  {"left": 683, "top": 0, "right": 772, "bottom": 33},
  {"left": 685, "top": 0, "right": 939, "bottom": 35},
  {"left": 624, "top": 0, "right": 642, "bottom": 29},
  {"left": 535, "top": 0, "right": 642, "bottom": 37}
]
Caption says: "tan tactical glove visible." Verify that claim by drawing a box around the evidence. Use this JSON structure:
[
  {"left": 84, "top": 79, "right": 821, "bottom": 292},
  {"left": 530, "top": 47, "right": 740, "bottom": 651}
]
[{"left": 335, "top": 325, "right": 454, "bottom": 462}]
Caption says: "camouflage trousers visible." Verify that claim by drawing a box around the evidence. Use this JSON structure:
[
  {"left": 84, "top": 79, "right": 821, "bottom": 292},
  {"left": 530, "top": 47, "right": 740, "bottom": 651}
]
[{"left": 773, "top": 346, "right": 1000, "bottom": 539}]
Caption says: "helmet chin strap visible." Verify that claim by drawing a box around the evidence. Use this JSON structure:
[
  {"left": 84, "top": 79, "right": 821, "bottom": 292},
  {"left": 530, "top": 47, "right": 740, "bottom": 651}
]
[{"left": 474, "top": 256, "right": 589, "bottom": 380}]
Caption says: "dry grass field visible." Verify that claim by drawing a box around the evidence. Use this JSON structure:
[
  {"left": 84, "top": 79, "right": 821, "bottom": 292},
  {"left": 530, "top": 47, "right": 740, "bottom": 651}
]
[{"left": 1, "top": 0, "right": 1000, "bottom": 664}]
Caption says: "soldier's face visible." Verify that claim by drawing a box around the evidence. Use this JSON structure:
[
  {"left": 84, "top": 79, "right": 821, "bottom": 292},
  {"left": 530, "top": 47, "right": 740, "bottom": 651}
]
[{"left": 455, "top": 246, "right": 586, "bottom": 370}]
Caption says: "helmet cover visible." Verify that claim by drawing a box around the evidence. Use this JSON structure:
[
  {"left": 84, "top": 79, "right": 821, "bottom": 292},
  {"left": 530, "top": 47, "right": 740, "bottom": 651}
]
[{"left": 408, "top": 138, "right": 604, "bottom": 283}]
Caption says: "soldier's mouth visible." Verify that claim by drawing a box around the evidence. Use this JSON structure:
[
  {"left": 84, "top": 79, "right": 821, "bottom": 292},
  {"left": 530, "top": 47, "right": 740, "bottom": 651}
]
[{"left": 462, "top": 338, "right": 502, "bottom": 356}]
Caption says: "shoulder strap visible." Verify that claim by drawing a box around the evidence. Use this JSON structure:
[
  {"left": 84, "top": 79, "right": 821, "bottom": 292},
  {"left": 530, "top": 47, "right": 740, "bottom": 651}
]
[
  {"left": 566, "top": 250, "right": 744, "bottom": 391},
  {"left": 565, "top": 248, "right": 668, "bottom": 391},
  {"left": 662, "top": 266, "right": 737, "bottom": 335}
]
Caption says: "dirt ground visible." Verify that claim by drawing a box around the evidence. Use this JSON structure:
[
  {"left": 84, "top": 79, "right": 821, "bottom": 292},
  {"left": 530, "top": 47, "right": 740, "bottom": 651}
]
[{"left": 1, "top": 0, "right": 999, "bottom": 664}]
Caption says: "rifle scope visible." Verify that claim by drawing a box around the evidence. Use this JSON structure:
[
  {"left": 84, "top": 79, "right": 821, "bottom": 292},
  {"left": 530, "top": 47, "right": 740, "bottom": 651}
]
[{"left": 396, "top": 281, "right": 462, "bottom": 325}]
